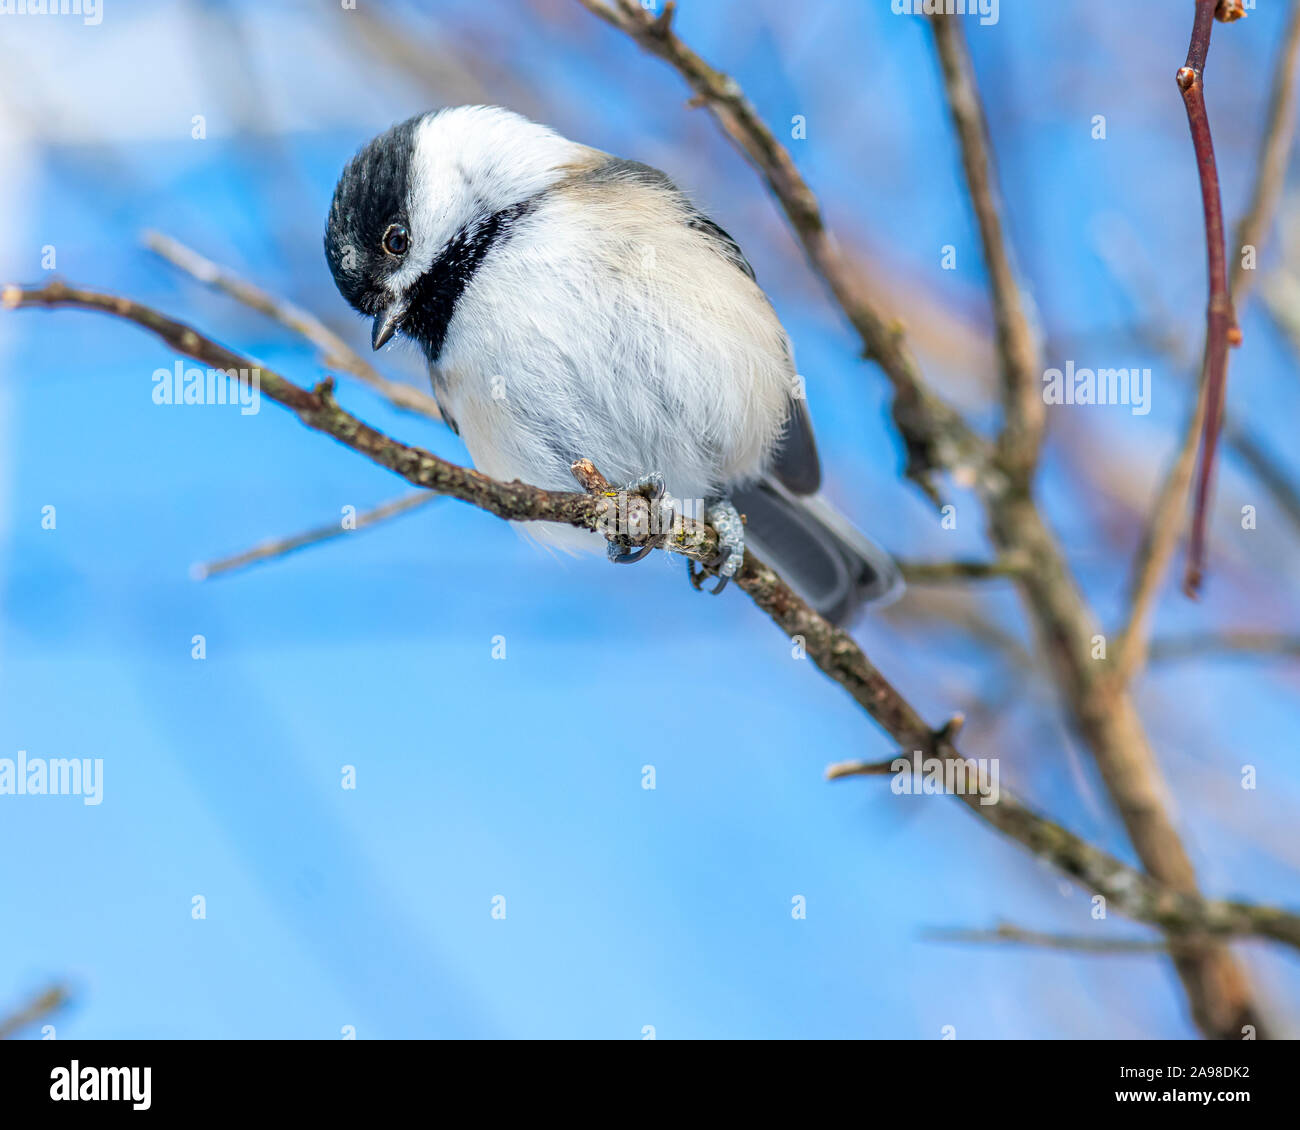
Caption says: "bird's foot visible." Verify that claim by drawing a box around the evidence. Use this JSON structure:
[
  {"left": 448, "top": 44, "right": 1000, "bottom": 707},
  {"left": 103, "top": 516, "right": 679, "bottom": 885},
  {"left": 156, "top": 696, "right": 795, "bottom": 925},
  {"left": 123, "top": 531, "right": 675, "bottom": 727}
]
[
  {"left": 605, "top": 473, "right": 676, "bottom": 564},
  {"left": 687, "top": 497, "right": 744, "bottom": 594},
  {"left": 609, "top": 543, "right": 654, "bottom": 565}
]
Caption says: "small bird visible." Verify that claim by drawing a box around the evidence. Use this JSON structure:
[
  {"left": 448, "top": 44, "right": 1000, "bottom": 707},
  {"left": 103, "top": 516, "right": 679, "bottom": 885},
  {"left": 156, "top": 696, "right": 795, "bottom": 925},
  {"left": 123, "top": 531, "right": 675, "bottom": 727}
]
[{"left": 324, "top": 106, "right": 900, "bottom": 623}]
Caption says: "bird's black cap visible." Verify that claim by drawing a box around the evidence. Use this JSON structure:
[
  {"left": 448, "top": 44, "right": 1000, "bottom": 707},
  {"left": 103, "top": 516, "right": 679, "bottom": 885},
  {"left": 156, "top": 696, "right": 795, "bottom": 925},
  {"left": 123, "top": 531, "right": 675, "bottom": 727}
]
[{"left": 324, "top": 113, "right": 423, "bottom": 319}]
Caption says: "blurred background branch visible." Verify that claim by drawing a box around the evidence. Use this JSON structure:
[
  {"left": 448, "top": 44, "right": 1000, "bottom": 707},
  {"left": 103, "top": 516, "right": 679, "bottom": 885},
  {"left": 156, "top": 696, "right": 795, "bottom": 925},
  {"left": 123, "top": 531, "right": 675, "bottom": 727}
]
[
  {"left": 576, "top": 0, "right": 1289, "bottom": 1041},
  {"left": 192, "top": 491, "right": 441, "bottom": 581},
  {"left": 0, "top": 984, "right": 70, "bottom": 1041},
  {"left": 144, "top": 230, "right": 445, "bottom": 422}
]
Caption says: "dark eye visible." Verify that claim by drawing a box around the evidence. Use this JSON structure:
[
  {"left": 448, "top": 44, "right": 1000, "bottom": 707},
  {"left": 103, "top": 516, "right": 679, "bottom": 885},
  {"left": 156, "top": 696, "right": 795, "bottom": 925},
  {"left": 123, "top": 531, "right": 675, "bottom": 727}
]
[{"left": 382, "top": 224, "right": 409, "bottom": 256}]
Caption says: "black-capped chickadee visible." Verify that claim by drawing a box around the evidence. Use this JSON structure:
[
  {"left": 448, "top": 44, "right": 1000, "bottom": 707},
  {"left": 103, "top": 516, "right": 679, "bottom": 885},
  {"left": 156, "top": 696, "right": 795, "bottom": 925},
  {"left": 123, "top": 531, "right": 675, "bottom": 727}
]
[{"left": 324, "top": 106, "right": 900, "bottom": 623}]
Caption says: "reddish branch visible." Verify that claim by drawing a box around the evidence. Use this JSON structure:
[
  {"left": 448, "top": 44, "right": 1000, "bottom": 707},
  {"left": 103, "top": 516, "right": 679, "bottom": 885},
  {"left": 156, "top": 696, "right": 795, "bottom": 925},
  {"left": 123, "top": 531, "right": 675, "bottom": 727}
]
[
  {"left": 1179, "top": 0, "right": 1245, "bottom": 596},
  {"left": 1116, "top": 0, "right": 1300, "bottom": 683}
]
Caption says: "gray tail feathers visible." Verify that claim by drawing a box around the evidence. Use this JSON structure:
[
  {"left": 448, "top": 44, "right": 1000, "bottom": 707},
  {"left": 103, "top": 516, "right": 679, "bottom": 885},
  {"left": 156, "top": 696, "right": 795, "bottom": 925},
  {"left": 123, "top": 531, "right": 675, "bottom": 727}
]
[{"left": 731, "top": 478, "right": 903, "bottom": 626}]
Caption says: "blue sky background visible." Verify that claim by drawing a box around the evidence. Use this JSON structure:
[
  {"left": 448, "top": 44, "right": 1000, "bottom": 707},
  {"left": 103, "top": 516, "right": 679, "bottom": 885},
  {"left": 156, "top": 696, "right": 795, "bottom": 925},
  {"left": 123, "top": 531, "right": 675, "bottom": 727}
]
[{"left": 1, "top": 0, "right": 1298, "bottom": 1038}]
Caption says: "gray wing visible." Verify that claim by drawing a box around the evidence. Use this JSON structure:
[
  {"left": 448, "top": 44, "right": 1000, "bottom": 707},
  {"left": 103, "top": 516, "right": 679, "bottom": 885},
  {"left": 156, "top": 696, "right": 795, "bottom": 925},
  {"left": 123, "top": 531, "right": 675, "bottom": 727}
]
[
  {"left": 772, "top": 394, "right": 822, "bottom": 496},
  {"left": 691, "top": 217, "right": 823, "bottom": 495},
  {"left": 684, "top": 212, "right": 757, "bottom": 282}
]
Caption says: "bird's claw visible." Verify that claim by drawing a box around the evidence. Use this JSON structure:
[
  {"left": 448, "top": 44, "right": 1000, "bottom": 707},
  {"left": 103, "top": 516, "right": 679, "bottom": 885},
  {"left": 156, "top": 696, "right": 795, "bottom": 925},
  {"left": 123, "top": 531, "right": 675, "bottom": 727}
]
[
  {"left": 687, "top": 557, "right": 731, "bottom": 594},
  {"left": 632, "top": 472, "right": 666, "bottom": 501},
  {"left": 686, "top": 498, "right": 744, "bottom": 595},
  {"left": 610, "top": 544, "right": 654, "bottom": 565}
]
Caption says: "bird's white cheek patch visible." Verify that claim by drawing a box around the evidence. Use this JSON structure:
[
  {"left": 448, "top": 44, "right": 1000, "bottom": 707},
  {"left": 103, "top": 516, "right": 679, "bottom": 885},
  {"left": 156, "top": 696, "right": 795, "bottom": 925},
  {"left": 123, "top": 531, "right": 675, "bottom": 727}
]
[{"left": 384, "top": 224, "right": 451, "bottom": 300}]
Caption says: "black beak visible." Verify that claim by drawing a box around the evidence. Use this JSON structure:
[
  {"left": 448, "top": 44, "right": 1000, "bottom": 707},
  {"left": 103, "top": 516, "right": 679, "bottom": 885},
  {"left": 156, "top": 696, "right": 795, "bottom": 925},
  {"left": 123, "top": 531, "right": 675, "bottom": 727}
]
[{"left": 371, "top": 305, "right": 404, "bottom": 351}]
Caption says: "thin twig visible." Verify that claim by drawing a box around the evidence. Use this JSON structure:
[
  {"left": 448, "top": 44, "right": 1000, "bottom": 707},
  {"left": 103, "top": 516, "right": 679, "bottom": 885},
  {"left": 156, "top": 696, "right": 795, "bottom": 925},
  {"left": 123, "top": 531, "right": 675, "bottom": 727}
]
[
  {"left": 898, "top": 557, "right": 1029, "bottom": 584},
  {"left": 927, "top": 14, "right": 1044, "bottom": 479},
  {"left": 923, "top": 922, "right": 1169, "bottom": 955},
  {"left": 1149, "top": 632, "right": 1300, "bottom": 664},
  {"left": 817, "top": 745, "right": 1300, "bottom": 948},
  {"left": 192, "top": 492, "right": 441, "bottom": 580},
  {"left": 1179, "top": 0, "right": 1248, "bottom": 596},
  {"left": 143, "top": 230, "right": 445, "bottom": 423},
  {"left": 1115, "top": 0, "right": 1300, "bottom": 682},
  {"left": 0, "top": 984, "right": 70, "bottom": 1040},
  {"left": 824, "top": 756, "right": 903, "bottom": 781},
  {"left": 10, "top": 279, "right": 1300, "bottom": 956},
  {"left": 1112, "top": 390, "right": 1211, "bottom": 680}
]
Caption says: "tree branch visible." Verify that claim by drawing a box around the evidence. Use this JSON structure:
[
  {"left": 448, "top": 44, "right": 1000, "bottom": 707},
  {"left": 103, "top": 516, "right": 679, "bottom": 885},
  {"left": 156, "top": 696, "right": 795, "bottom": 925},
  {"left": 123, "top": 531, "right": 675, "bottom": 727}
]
[
  {"left": 0, "top": 984, "right": 70, "bottom": 1040},
  {"left": 574, "top": 0, "right": 989, "bottom": 503},
  {"left": 1114, "top": 0, "right": 1300, "bottom": 683},
  {"left": 577, "top": 0, "right": 1276, "bottom": 1037},
  {"left": 1149, "top": 632, "right": 1300, "bottom": 664},
  {"left": 819, "top": 748, "right": 1300, "bottom": 948},
  {"left": 2, "top": 281, "right": 681, "bottom": 547},
  {"left": 1179, "top": 0, "right": 1247, "bottom": 596},
  {"left": 144, "top": 229, "right": 446, "bottom": 423},
  {"left": 927, "top": 14, "right": 1044, "bottom": 479},
  {"left": 923, "top": 922, "right": 1170, "bottom": 955},
  {"left": 10, "top": 279, "right": 1300, "bottom": 962},
  {"left": 897, "top": 557, "right": 1028, "bottom": 584},
  {"left": 192, "top": 492, "right": 442, "bottom": 580}
]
